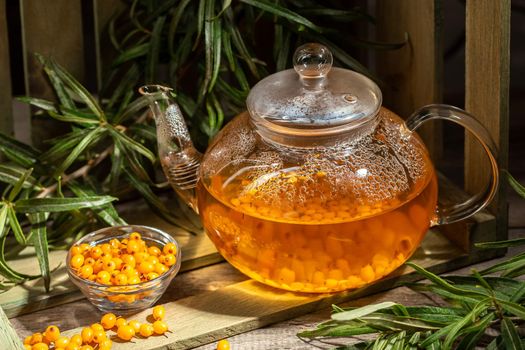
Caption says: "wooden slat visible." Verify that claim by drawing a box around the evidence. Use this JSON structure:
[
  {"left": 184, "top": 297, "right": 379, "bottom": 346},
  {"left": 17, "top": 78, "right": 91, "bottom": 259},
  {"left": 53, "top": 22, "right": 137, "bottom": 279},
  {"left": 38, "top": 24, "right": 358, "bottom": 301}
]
[
  {"left": 20, "top": 0, "right": 85, "bottom": 147},
  {"left": 464, "top": 0, "right": 510, "bottom": 242},
  {"left": 0, "top": 0, "right": 14, "bottom": 136},
  {"left": 375, "top": 0, "right": 443, "bottom": 161}
]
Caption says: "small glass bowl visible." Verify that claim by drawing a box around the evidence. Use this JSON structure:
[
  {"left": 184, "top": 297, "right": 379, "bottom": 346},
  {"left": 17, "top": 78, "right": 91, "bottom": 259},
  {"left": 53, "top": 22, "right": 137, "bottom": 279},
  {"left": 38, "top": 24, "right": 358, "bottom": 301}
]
[{"left": 66, "top": 225, "right": 181, "bottom": 314}]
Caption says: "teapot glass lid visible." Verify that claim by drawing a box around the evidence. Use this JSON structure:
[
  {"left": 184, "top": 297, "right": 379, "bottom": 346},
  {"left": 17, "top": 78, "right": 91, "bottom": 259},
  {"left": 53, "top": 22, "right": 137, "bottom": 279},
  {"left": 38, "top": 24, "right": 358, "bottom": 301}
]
[{"left": 246, "top": 43, "right": 382, "bottom": 131}]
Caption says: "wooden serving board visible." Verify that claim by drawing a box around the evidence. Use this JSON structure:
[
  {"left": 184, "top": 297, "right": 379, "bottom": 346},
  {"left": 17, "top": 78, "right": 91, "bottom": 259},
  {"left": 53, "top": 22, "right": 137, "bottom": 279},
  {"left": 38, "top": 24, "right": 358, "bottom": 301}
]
[{"left": 50, "top": 230, "right": 472, "bottom": 350}]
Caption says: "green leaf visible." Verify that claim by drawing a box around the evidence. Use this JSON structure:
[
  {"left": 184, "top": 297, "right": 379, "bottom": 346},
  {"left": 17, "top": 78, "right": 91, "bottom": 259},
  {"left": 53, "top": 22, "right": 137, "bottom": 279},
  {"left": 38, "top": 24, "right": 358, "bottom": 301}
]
[
  {"left": 108, "top": 127, "right": 156, "bottom": 163},
  {"left": 193, "top": 0, "right": 206, "bottom": 50},
  {"left": 208, "top": 16, "right": 222, "bottom": 93},
  {"left": 17, "top": 96, "right": 57, "bottom": 112},
  {"left": 498, "top": 298, "right": 525, "bottom": 319},
  {"left": 111, "top": 42, "right": 150, "bottom": 68},
  {"left": 505, "top": 170, "right": 525, "bottom": 199},
  {"left": 49, "top": 59, "right": 105, "bottom": 121},
  {"left": 501, "top": 317, "right": 523, "bottom": 350},
  {"left": 332, "top": 302, "right": 398, "bottom": 321},
  {"left": 8, "top": 167, "right": 33, "bottom": 202},
  {"left": 47, "top": 110, "right": 99, "bottom": 125},
  {"left": 114, "top": 93, "right": 164, "bottom": 124},
  {"left": 239, "top": 0, "right": 323, "bottom": 33},
  {"left": 298, "top": 8, "right": 374, "bottom": 23},
  {"left": 511, "top": 283, "right": 525, "bottom": 303},
  {"left": 476, "top": 237, "right": 525, "bottom": 249},
  {"left": 455, "top": 313, "right": 495, "bottom": 350},
  {"left": 297, "top": 324, "right": 377, "bottom": 339},
  {"left": 406, "top": 262, "right": 488, "bottom": 299},
  {"left": 168, "top": 0, "right": 192, "bottom": 56},
  {"left": 0, "top": 164, "right": 42, "bottom": 190},
  {"left": 67, "top": 182, "right": 126, "bottom": 226},
  {"left": 146, "top": 16, "right": 166, "bottom": 83},
  {"left": 0, "top": 205, "right": 8, "bottom": 242},
  {"left": 28, "top": 212, "right": 51, "bottom": 292},
  {"left": 35, "top": 53, "right": 75, "bottom": 110},
  {"left": 442, "top": 300, "right": 489, "bottom": 350},
  {"left": 52, "top": 127, "right": 105, "bottom": 176},
  {"left": 15, "top": 196, "right": 117, "bottom": 213},
  {"left": 7, "top": 206, "right": 26, "bottom": 245},
  {"left": 0, "top": 133, "right": 39, "bottom": 165},
  {"left": 479, "top": 252, "right": 525, "bottom": 275}
]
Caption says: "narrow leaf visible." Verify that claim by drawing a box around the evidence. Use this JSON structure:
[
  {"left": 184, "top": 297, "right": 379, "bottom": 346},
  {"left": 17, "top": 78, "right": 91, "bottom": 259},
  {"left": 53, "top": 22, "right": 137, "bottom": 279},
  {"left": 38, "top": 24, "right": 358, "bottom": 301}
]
[
  {"left": 498, "top": 298, "right": 525, "bottom": 319},
  {"left": 7, "top": 206, "right": 26, "bottom": 245},
  {"left": 17, "top": 96, "right": 57, "bottom": 112},
  {"left": 146, "top": 16, "right": 166, "bottom": 83},
  {"left": 476, "top": 237, "right": 525, "bottom": 249},
  {"left": 0, "top": 133, "right": 39, "bottom": 164},
  {"left": 505, "top": 170, "right": 525, "bottom": 198},
  {"left": 47, "top": 110, "right": 99, "bottom": 125},
  {"left": 49, "top": 60, "right": 105, "bottom": 121},
  {"left": 0, "top": 164, "right": 42, "bottom": 190},
  {"left": 108, "top": 127, "right": 155, "bottom": 163},
  {"left": 53, "top": 127, "right": 105, "bottom": 176},
  {"left": 501, "top": 317, "right": 523, "bottom": 350},
  {"left": 332, "top": 302, "right": 398, "bottom": 321},
  {"left": 28, "top": 213, "right": 51, "bottom": 292},
  {"left": 15, "top": 196, "right": 117, "bottom": 213},
  {"left": 8, "top": 168, "right": 33, "bottom": 201}
]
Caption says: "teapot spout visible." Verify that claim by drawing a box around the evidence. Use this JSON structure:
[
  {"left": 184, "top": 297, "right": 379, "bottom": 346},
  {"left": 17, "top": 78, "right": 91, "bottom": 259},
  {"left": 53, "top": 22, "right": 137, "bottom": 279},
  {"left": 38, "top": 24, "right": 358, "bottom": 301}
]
[{"left": 139, "top": 85, "right": 202, "bottom": 213}]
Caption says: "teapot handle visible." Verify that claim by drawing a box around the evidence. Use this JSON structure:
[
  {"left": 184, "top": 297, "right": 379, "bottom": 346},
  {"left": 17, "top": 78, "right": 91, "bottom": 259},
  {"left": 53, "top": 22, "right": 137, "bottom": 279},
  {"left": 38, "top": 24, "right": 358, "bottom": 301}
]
[{"left": 405, "top": 104, "right": 499, "bottom": 225}]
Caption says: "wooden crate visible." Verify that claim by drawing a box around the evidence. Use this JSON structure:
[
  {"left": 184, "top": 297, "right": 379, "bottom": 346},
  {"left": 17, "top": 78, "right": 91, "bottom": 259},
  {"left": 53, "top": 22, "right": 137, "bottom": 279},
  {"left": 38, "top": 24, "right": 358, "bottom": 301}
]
[{"left": 0, "top": 0, "right": 511, "bottom": 347}]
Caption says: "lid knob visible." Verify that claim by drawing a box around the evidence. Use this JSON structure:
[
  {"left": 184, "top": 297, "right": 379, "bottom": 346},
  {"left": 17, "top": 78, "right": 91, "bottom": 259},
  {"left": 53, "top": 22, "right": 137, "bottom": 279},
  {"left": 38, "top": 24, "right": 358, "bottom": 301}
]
[{"left": 293, "top": 43, "right": 333, "bottom": 78}]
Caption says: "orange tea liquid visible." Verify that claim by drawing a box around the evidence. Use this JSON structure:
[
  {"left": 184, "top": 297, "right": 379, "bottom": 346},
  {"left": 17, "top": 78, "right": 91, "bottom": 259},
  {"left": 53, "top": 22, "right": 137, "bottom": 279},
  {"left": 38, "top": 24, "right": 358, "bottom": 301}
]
[{"left": 198, "top": 169, "right": 437, "bottom": 293}]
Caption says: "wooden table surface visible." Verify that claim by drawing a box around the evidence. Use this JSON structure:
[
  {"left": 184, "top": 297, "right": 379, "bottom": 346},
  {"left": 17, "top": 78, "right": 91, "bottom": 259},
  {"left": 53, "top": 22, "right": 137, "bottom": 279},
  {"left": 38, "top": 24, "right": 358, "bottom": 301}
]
[{"left": 9, "top": 223, "right": 525, "bottom": 350}]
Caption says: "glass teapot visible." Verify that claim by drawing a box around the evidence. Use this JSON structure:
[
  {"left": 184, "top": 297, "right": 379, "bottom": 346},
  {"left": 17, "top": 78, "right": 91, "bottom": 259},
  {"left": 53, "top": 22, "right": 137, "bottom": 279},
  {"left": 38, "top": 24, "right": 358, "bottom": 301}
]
[{"left": 140, "top": 43, "right": 498, "bottom": 293}]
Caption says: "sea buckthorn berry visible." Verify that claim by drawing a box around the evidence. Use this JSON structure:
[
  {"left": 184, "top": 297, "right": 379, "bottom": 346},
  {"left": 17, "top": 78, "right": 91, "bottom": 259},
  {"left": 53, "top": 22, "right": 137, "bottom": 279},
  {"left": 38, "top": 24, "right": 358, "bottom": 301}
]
[
  {"left": 139, "top": 323, "right": 154, "bottom": 337},
  {"left": 65, "top": 344, "right": 80, "bottom": 350},
  {"left": 146, "top": 272, "right": 159, "bottom": 281},
  {"left": 79, "top": 243, "right": 90, "bottom": 253},
  {"left": 117, "top": 325, "right": 135, "bottom": 341},
  {"left": 70, "top": 254, "right": 85, "bottom": 268},
  {"left": 152, "top": 305, "right": 166, "bottom": 320},
  {"left": 103, "top": 260, "right": 116, "bottom": 272},
  {"left": 163, "top": 243, "right": 177, "bottom": 255},
  {"left": 129, "top": 232, "right": 141, "bottom": 241},
  {"left": 147, "top": 256, "right": 159, "bottom": 265},
  {"left": 84, "top": 257, "right": 95, "bottom": 266},
  {"left": 91, "top": 329, "right": 107, "bottom": 343},
  {"left": 81, "top": 327, "right": 93, "bottom": 343},
  {"left": 133, "top": 251, "right": 148, "bottom": 264},
  {"left": 69, "top": 334, "right": 83, "bottom": 346},
  {"left": 162, "top": 254, "right": 176, "bottom": 267},
  {"left": 121, "top": 254, "right": 136, "bottom": 267},
  {"left": 79, "top": 265, "right": 93, "bottom": 279},
  {"left": 91, "top": 323, "right": 105, "bottom": 332},
  {"left": 112, "top": 257, "right": 123, "bottom": 270},
  {"left": 138, "top": 261, "right": 155, "bottom": 274},
  {"left": 80, "top": 346, "right": 94, "bottom": 350},
  {"left": 148, "top": 246, "right": 161, "bottom": 256},
  {"left": 30, "top": 333, "right": 44, "bottom": 345},
  {"left": 96, "top": 270, "right": 111, "bottom": 284},
  {"left": 114, "top": 273, "right": 128, "bottom": 285},
  {"left": 90, "top": 246, "right": 103, "bottom": 259},
  {"left": 24, "top": 335, "right": 32, "bottom": 345},
  {"left": 54, "top": 336, "right": 70, "bottom": 348},
  {"left": 100, "top": 243, "right": 112, "bottom": 254},
  {"left": 128, "top": 275, "right": 141, "bottom": 284},
  {"left": 93, "top": 259, "right": 104, "bottom": 274},
  {"left": 109, "top": 238, "right": 120, "bottom": 248},
  {"left": 70, "top": 246, "right": 82, "bottom": 256},
  {"left": 217, "top": 339, "right": 230, "bottom": 350},
  {"left": 155, "top": 263, "right": 168, "bottom": 275},
  {"left": 99, "top": 339, "right": 112, "bottom": 350},
  {"left": 99, "top": 252, "right": 113, "bottom": 263},
  {"left": 126, "top": 240, "right": 140, "bottom": 254},
  {"left": 101, "top": 313, "right": 116, "bottom": 329},
  {"left": 152, "top": 320, "right": 168, "bottom": 335},
  {"left": 32, "top": 343, "right": 49, "bottom": 350},
  {"left": 24, "top": 344, "right": 31, "bottom": 350},
  {"left": 128, "top": 320, "right": 141, "bottom": 333},
  {"left": 115, "top": 317, "right": 127, "bottom": 328}
]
